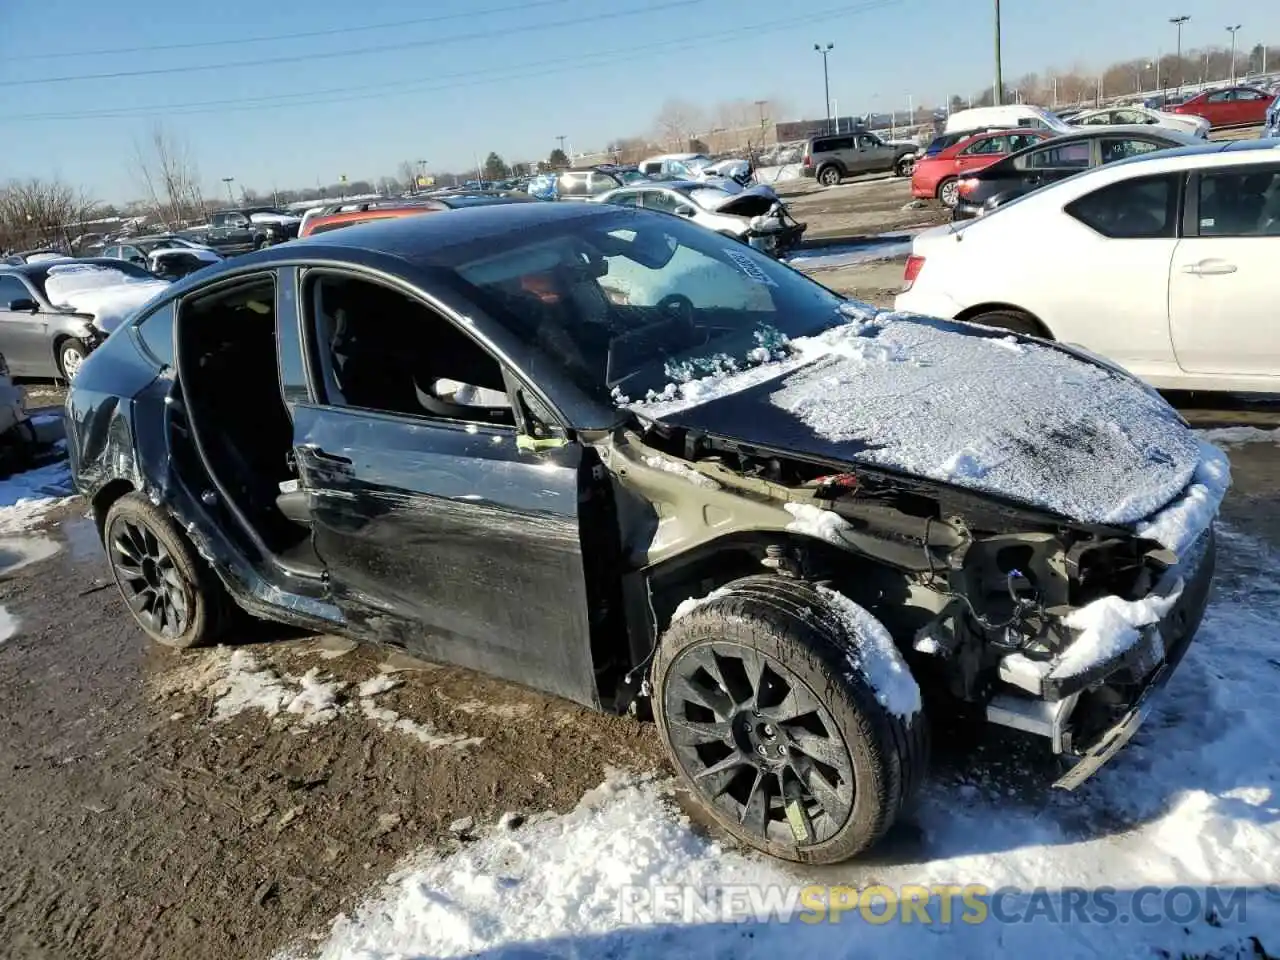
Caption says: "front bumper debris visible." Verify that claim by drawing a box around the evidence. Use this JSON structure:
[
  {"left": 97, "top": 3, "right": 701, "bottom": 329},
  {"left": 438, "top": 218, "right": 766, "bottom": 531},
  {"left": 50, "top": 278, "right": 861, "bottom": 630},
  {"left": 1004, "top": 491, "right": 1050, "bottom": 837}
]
[{"left": 1053, "top": 526, "right": 1216, "bottom": 790}]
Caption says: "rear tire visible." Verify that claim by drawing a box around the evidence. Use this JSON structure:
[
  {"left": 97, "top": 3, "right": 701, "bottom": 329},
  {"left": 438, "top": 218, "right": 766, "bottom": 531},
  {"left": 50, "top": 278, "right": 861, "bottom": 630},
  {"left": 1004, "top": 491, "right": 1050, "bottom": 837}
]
[
  {"left": 817, "top": 165, "right": 842, "bottom": 187},
  {"left": 937, "top": 178, "right": 960, "bottom": 208},
  {"left": 966, "top": 308, "right": 1047, "bottom": 338},
  {"left": 104, "top": 493, "right": 232, "bottom": 649},
  {"left": 894, "top": 155, "right": 916, "bottom": 177},
  {"left": 651, "top": 574, "right": 928, "bottom": 864}
]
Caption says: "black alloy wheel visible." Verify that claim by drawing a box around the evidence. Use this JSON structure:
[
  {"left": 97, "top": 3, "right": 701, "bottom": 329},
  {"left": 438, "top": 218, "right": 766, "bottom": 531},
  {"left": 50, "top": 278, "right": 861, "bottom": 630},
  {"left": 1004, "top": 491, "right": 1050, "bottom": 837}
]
[
  {"left": 109, "top": 516, "right": 190, "bottom": 641},
  {"left": 662, "top": 639, "right": 855, "bottom": 846}
]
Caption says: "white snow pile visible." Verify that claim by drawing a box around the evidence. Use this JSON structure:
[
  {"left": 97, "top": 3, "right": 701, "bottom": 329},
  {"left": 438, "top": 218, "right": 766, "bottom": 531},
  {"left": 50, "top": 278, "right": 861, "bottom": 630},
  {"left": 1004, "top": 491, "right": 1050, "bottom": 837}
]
[
  {"left": 0, "top": 459, "right": 75, "bottom": 535},
  {"left": 301, "top": 522, "right": 1280, "bottom": 960},
  {"left": 167, "top": 648, "right": 483, "bottom": 749},
  {"left": 816, "top": 585, "right": 921, "bottom": 718},
  {"left": 782, "top": 238, "right": 914, "bottom": 270},
  {"left": 1198, "top": 425, "right": 1280, "bottom": 446},
  {"left": 636, "top": 311, "right": 1202, "bottom": 526},
  {"left": 784, "top": 501, "right": 859, "bottom": 550},
  {"left": 670, "top": 586, "right": 732, "bottom": 622},
  {"left": 642, "top": 454, "right": 720, "bottom": 489},
  {"left": 1051, "top": 583, "right": 1183, "bottom": 680},
  {"left": 43, "top": 263, "right": 168, "bottom": 333},
  {"left": 1134, "top": 440, "right": 1232, "bottom": 556},
  {"left": 0, "top": 607, "right": 18, "bottom": 644}
]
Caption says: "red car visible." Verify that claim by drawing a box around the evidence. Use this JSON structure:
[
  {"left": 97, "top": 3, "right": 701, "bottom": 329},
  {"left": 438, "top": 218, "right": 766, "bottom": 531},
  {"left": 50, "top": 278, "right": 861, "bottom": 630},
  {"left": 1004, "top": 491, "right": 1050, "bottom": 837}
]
[
  {"left": 1170, "top": 86, "right": 1273, "bottom": 128},
  {"left": 911, "top": 129, "right": 1051, "bottom": 207}
]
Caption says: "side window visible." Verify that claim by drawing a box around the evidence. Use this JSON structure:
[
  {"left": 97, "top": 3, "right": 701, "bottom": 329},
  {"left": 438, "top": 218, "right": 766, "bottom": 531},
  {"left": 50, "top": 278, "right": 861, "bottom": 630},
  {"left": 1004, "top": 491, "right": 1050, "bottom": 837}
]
[
  {"left": 1079, "top": 113, "right": 1109, "bottom": 125},
  {"left": 1197, "top": 169, "right": 1280, "bottom": 237},
  {"left": 102, "top": 245, "right": 119, "bottom": 259},
  {"left": 589, "top": 174, "right": 617, "bottom": 196},
  {"left": 1007, "top": 134, "right": 1040, "bottom": 151},
  {"left": 1025, "top": 142, "right": 1091, "bottom": 169},
  {"left": 1237, "top": 90, "right": 1264, "bottom": 102},
  {"left": 813, "top": 136, "right": 853, "bottom": 153},
  {"left": 1100, "top": 138, "right": 1164, "bottom": 164},
  {"left": 1066, "top": 174, "right": 1178, "bottom": 239},
  {"left": 856, "top": 135, "right": 879, "bottom": 150},
  {"left": 961, "top": 136, "right": 1005, "bottom": 156},
  {"left": 605, "top": 191, "right": 641, "bottom": 208},
  {"left": 229, "top": 214, "right": 249, "bottom": 227},
  {"left": 134, "top": 301, "right": 175, "bottom": 367},
  {"left": 0, "top": 276, "right": 30, "bottom": 307},
  {"left": 642, "top": 191, "right": 685, "bottom": 214},
  {"left": 1207, "top": 91, "right": 1231, "bottom": 103},
  {"left": 211, "top": 214, "right": 227, "bottom": 227},
  {"left": 306, "top": 274, "right": 513, "bottom": 427}
]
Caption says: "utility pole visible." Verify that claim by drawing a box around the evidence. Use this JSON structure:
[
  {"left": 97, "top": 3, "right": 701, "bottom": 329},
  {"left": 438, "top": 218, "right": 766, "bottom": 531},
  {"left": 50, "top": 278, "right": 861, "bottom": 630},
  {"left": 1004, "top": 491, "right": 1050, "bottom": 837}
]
[
  {"left": 754, "top": 99, "right": 769, "bottom": 144},
  {"left": 221, "top": 177, "right": 235, "bottom": 205},
  {"left": 814, "top": 43, "right": 834, "bottom": 134},
  {"left": 1226, "top": 25, "right": 1241, "bottom": 82},
  {"left": 993, "top": 0, "right": 1004, "bottom": 106},
  {"left": 1170, "top": 16, "right": 1190, "bottom": 98},
  {"left": 555, "top": 135, "right": 567, "bottom": 159}
]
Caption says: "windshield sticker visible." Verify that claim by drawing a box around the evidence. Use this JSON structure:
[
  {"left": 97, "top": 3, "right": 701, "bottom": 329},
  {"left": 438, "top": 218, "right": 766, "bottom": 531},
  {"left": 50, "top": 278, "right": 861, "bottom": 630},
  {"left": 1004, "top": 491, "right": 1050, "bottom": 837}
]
[{"left": 725, "top": 249, "right": 778, "bottom": 286}]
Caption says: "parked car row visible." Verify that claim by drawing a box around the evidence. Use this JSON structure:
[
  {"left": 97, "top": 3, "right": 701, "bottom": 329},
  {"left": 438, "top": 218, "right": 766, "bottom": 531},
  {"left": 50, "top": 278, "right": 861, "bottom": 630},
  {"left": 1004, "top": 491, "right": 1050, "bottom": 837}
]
[{"left": 898, "top": 139, "right": 1280, "bottom": 393}]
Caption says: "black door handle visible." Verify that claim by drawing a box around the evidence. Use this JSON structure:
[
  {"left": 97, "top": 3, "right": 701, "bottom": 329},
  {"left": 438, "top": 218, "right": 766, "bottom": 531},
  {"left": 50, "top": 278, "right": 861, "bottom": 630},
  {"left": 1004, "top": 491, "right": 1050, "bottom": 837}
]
[{"left": 300, "top": 443, "right": 351, "bottom": 465}]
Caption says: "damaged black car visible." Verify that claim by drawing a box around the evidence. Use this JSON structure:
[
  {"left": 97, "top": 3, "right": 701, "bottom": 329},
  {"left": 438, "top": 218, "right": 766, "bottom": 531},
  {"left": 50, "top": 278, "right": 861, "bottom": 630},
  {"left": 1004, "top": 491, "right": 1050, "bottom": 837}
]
[{"left": 65, "top": 203, "right": 1224, "bottom": 865}]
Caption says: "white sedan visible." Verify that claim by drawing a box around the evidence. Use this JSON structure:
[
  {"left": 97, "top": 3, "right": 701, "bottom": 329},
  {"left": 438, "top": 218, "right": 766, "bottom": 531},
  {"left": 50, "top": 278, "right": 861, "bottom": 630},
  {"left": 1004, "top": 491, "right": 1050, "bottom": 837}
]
[
  {"left": 1071, "top": 105, "right": 1210, "bottom": 139},
  {"left": 895, "top": 140, "right": 1280, "bottom": 393}
]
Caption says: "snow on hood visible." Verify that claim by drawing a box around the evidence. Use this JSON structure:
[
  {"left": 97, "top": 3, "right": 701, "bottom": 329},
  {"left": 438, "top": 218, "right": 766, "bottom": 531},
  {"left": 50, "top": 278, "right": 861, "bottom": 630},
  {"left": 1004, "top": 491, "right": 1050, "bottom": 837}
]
[
  {"left": 248, "top": 212, "right": 300, "bottom": 225},
  {"left": 43, "top": 264, "right": 169, "bottom": 333},
  {"left": 633, "top": 307, "right": 1202, "bottom": 526},
  {"left": 147, "top": 246, "right": 221, "bottom": 267}
]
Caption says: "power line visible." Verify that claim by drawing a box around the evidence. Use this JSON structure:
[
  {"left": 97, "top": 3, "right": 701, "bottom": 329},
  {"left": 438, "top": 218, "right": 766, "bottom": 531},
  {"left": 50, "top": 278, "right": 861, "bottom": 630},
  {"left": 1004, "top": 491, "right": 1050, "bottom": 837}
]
[
  {"left": 0, "top": 0, "right": 708, "bottom": 87},
  {"left": 2, "top": 0, "right": 578, "bottom": 61},
  {"left": 0, "top": 0, "right": 901, "bottom": 121}
]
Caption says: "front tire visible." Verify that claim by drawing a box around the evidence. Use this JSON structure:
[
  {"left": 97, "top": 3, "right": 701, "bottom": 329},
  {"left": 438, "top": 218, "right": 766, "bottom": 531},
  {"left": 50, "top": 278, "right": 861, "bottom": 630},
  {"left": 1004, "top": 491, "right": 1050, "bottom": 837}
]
[
  {"left": 817, "top": 165, "right": 842, "bottom": 187},
  {"left": 104, "top": 493, "right": 232, "bottom": 649},
  {"left": 57, "top": 338, "right": 88, "bottom": 381},
  {"left": 937, "top": 178, "right": 960, "bottom": 208},
  {"left": 651, "top": 575, "right": 928, "bottom": 864},
  {"left": 894, "top": 155, "right": 915, "bottom": 177}
]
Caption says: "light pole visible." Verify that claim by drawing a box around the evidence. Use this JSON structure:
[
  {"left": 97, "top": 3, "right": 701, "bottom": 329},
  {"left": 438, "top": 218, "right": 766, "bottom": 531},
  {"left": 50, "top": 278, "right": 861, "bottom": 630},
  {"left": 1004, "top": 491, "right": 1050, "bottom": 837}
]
[
  {"left": 814, "top": 43, "right": 834, "bottom": 135},
  {"left": 555, "top": 135, "right": 567, "bottom": 160},
  {"left": 1169, "top": 15, "right": 1190, "bottom": 98},
  {"left": 1226, "top": 25, "right": 1241, "bottom": 82},
  {"left": 993, "top": 0, "right": 1004, "bottom": 105},
  {"left": 221, "top": 177, "right": 235, "bottom": 204}
]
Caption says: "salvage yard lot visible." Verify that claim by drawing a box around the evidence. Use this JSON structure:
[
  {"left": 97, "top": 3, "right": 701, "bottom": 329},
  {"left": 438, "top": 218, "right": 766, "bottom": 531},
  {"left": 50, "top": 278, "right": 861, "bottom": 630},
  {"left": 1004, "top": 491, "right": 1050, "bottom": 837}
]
[{"left": 3, "top": 176, "right": 1280, "bottom": 960}]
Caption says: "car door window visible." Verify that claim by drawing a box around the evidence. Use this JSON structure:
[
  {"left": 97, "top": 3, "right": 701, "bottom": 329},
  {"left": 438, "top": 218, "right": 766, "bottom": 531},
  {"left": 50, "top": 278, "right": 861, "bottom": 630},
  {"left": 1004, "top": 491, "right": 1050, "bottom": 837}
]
[
  {"left": 134, "top": 301, "right": 175, "bottom": 367},
  {"left": 813, "top": 136, "right": 854, "bottom": 154},
  {"left": 604, "top": 191, "right": 641, "bottom": 208},
  {"left": 102, "top": 245, "right": 119, "bottom": 259},
  {"left": 1007, "top": 133, "right": 1041, "bottom": 151},
  {"left": 960, "top": 136, "right": 1006, "bottom": 156},
  {"left": 641, "top": 190, "right": 685, "bottom": 215},
  {"left": 1066, "top": 173, "right": 1179, "bottom": 238},
  {"left": 1197, "top": 169, "right": 1280, "bottom": 237},
  {"left": 1079, "top": 112, "right": 1111, "bottom": 125},
  {"left": 228, "top": 214, "right": 249, "bottom": 228},
  {"left": 1235, "top": 90, "right": 1264, "bottom": 102},
  {"left": 1100, "top": 138, "right": 1164, "bottom": 164},
  {"left": 1024, "top": 142, "right": 1091, "bottom": 170},
  {"left": 0, "top": 276, "right": 29, "bottom": 308},
  {"left": 856, "top": 135, "right": 879, "bottom": 150},
  {"left": 1207, "top": 91, "right": 1232, "bottom": 103},
  {"left": 305, "top": 273, "right": 514, "bottom": 427}
]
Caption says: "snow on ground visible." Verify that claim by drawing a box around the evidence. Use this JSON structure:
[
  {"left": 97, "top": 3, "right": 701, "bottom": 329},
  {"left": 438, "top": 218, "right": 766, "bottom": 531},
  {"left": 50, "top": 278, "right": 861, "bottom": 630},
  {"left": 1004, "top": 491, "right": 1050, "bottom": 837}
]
[
  {"left": 0, "top": 607, "right": 17, "bottom": 643},
  {"left": 162, "top": 647, "right": 484, "bottom": 750},
  {"left": 0, "top": 458, "right": 75, "bottom": 535},
  {"left": 755, "top": 164, "right": 803, "bottom": 184},
  {"left": 300, "top": 519, "right": 1280, "bottom": 960},
  {"left": 1198, "top": 426, "right": 1280, "bottom": 446}
]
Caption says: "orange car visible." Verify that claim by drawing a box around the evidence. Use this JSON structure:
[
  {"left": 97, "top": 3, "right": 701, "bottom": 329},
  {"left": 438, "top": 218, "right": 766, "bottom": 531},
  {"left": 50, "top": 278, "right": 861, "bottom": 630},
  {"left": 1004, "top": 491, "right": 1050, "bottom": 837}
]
[{"left": 299, "top": 193, "right": 534, "bottom": 238}]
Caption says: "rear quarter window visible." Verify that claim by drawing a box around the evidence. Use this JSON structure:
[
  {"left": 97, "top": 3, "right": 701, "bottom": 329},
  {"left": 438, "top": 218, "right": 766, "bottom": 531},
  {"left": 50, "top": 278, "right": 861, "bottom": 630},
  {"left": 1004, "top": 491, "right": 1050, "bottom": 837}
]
[
  {"left": 135, "top": 301, "right": 175, "bottom": 367},
  {"left": 1065, "top": 173, "right": 1179, "bottom": 239},
  {"left": 812, "top": 136, "right": 854, "bottom": 153}
]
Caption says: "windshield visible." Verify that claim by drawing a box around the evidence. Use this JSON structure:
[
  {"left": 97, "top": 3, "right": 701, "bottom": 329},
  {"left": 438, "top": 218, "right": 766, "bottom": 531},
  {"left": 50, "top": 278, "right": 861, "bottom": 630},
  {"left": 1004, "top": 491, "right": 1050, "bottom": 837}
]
[{"left": 438, "top": 209, "right": 845, "bottom": 405}]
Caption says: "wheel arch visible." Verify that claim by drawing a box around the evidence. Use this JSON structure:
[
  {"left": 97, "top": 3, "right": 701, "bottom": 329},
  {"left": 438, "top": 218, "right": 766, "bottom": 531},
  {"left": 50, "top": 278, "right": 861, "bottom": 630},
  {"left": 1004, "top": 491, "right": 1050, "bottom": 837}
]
[
  {"left": 954, "top": 303, "right": 1055, "bottom": 339},
  {"left": 91, "top": 478, "right": 136, "bottom": 541}
]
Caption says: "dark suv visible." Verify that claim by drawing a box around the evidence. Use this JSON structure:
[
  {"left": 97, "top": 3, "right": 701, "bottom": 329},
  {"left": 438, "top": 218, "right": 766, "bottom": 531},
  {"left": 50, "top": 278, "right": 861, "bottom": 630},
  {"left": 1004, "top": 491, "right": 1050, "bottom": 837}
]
[{"left": 802, "top": 132, "right": 919, "bottom": 186}]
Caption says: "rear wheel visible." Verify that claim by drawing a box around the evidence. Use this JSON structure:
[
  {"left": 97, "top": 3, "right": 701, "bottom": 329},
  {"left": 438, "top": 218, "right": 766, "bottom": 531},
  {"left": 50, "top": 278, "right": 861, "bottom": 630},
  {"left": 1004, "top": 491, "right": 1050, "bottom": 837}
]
[
  {"left": 937, "top": 178, "right": 960, "bottom": 208},
  {"left": 817, "top": 165, "right": 842, "bottom": 187},
  {"left": 651, "top": 575, "right": 928, "bottom": 864},
  {"left": 966, "top": 308, "right": 1047, "bottom": 338},
  {"left": 57, "top": 338, "right": 88, "bottom": 381},
  {"left": 104, "top": 493, "right": 232, "bottom": 649},
  {"left": 894, "top": 155, "right": 915, "bottom": 177}
]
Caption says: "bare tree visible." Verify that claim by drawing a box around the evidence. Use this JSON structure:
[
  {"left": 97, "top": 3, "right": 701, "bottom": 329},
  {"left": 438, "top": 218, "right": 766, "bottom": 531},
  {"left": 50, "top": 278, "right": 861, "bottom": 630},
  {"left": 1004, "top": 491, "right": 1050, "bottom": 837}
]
[
  {"left": 133, "top": 124, "right": 208, "bottom": 230},
  {"left": 652, "top": 99, "right": 706, "bottom": 151},
  {"left": 0, "top": 178, "right": 98, "bottom": 254}
]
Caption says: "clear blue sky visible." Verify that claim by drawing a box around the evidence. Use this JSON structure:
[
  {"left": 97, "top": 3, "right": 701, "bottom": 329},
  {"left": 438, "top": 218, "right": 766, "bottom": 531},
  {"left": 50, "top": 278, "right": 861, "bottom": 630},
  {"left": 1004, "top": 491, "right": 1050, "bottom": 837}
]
[{"left": 1, "top": 0, "right": 1275, "bottom": 203}]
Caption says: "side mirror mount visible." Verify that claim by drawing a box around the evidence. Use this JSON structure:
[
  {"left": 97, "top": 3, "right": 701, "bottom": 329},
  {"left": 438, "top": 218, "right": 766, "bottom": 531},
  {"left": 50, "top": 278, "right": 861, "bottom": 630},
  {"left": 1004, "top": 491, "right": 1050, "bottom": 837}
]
[{"left": 7, "top": 298, "right": 38, "bottom": 313}]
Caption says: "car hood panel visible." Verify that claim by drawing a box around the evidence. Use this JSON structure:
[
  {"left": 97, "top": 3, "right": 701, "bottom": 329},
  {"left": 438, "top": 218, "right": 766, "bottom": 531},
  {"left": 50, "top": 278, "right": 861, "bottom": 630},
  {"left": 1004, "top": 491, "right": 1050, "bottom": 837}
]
[{"left": 633, "top": 309, "right": 1199, "bottom": 526}]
